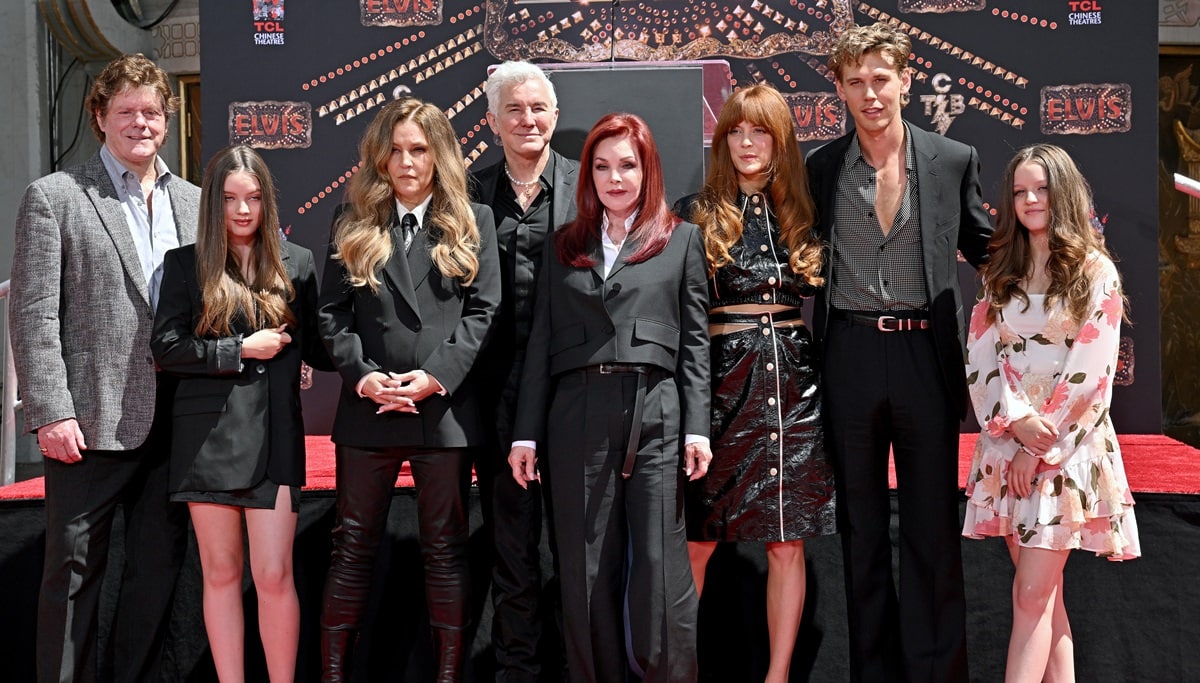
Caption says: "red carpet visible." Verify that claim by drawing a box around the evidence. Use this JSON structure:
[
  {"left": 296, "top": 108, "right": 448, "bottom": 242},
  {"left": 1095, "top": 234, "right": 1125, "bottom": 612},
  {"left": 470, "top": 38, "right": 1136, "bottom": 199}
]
[
  {"left": 886, "top": 433, "right": 1200, "bottom": 494},
  {"left": 1, "top": 433, "right": 1196, "bottom": 501}
]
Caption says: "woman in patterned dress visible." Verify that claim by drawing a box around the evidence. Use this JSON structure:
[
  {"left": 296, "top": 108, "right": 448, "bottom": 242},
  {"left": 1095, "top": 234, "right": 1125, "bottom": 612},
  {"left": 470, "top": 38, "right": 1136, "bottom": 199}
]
[
  {"left": 963, "top": 143, "right": 1140, "bottom": 682},
  {"left": 675, "top": 84, "right": 837, "bottom": 683}
]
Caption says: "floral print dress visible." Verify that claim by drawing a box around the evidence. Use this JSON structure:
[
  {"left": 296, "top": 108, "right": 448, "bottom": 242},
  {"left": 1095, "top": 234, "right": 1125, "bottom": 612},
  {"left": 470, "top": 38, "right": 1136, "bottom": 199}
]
[{"left": 962, "top": 251, "right": 1140, "bottom": 559}]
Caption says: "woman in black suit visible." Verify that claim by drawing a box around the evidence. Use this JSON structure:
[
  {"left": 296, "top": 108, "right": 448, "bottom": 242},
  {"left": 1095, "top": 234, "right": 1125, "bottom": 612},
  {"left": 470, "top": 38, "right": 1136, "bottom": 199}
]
[
  {"left": 508, "top": 112, "right": 712, "bottom": 682},
  {"left": 152, "top": 145, "right": 329, "bottom": 682},
  {"left": 317, "top": 97, "right": 500, "bottom": 683}
]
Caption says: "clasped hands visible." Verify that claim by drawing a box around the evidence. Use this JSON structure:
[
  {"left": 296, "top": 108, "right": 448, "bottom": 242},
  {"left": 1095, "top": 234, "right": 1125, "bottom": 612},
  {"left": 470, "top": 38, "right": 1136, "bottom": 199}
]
[
  {"left": 1009, "top": 414, "right": 1059, "bottom": 499},
  {"left": 361, "top": 369, "right": 440, "bottom": 414}
]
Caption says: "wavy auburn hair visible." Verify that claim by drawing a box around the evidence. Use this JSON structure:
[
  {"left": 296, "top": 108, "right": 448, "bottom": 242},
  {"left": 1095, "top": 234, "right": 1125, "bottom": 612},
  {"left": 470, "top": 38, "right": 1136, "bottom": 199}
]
[
  {"left": 981, "top": 143, "right": 1124, "bottom": 325},
  {"left": 333, "top": 98, "right": 479, "bottom": 292},
  {"left": 556, "top": 112, "right": 680, "bottom": 267},
  {"left": 690, "top": 84, "right": 822, "bottom": 284},
  {"left": 195, "top": 145, "right": 295, "bottom": 336}
]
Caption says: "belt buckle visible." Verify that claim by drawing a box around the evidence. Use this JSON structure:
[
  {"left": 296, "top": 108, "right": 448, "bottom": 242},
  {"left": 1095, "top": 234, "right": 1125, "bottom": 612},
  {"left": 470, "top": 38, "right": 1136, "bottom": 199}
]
[
  {"left": 876, "top": 315, "right": 897, "bottom": 332},
  {"left": 599, "top": 363, "right": 614, "bottom": 374}
]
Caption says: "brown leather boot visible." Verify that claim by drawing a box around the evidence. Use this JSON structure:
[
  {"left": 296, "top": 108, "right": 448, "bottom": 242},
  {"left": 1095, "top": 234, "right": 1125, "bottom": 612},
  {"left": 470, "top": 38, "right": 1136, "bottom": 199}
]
[
  {"left": 321, "top": 628, "right": 357, "bottom": 683},
  {"left": 432, "top": 627, "right": 465, "bottom": 683}
]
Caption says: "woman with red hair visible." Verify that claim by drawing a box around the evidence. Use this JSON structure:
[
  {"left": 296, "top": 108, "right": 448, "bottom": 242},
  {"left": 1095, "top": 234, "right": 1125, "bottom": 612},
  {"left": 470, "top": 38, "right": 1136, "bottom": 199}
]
[{"left": 508, "top": 112, "right": 712, "bottom": 682}]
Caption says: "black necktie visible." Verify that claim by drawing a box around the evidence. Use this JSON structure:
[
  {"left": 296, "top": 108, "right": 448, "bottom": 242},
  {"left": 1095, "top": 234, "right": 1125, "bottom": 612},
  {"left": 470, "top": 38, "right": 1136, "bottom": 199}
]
[{"left": 400, "top": 213, "right": 417, "bottom": 252}]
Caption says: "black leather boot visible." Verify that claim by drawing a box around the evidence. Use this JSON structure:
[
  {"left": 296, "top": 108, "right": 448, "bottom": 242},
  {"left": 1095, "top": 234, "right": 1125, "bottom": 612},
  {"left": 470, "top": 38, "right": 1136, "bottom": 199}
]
[
  {"left": 321, "top": 628, "right": 357, "bottom": 683},
  {"left": 432, "top": 626, "right": 465, "bottom": 683}
]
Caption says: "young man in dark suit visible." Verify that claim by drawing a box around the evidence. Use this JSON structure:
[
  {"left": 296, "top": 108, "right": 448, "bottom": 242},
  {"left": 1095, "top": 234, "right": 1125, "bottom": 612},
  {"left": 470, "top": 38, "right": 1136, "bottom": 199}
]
[
  {"left": 468, "top": 60, "right": 579, "bottom": 683},
  {"left": 10, "top": 54, "right": 196, "bottom": 682},
  {"left": 806, "top": 22, "right": 993, "bottom": 683}
]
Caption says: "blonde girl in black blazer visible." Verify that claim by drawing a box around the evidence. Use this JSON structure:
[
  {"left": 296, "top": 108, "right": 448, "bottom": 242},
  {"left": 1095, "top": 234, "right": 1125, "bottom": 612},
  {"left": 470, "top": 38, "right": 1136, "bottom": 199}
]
[
  {"left": 317, "top": 97, "right": 500, "bottom": 683},
  {"left": 152, "top": 145, "right": 329, "bottom": 682}
]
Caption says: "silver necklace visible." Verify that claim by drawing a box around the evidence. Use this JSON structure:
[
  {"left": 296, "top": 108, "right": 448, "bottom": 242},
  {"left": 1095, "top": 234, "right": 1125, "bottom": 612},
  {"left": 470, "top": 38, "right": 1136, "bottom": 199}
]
[
  {"left": 503, "top": 164, "right": 539, "bottom": 187},
  {"left": 504, "top": 164, "right": 539, "bottom": 204}
]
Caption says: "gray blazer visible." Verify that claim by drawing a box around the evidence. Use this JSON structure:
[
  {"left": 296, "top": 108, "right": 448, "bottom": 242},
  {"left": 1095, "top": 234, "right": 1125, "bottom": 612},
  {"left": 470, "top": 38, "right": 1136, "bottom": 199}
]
[{"left": 10, "top": 152, "right": 200, "bottom": 451}]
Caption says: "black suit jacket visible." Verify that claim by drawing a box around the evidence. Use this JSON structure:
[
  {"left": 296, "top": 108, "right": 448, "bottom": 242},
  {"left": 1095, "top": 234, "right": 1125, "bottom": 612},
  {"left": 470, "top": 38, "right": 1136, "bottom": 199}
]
[
  {"left": 151, "top": 241, "right": 331, "bottom": 491},
  {"left": 469, "top": 149, "right": 580, "bottom": 238},
  {"left": 806, "top": 123, "right": 993, "bottom": 417},
  {"left": 512, "top": 221, "right": 711, "bottom": 445},
  {"left": 468, "top": 149, "right": 580, "bottom": 444},
  {"left": 319, "top": 202, "right": 501, "bottom": 448}
]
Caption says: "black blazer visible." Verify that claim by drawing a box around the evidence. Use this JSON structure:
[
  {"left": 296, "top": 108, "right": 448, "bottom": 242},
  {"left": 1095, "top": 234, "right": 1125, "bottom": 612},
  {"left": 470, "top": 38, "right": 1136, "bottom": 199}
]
[
  {"left": 469, "top": 149, "right": 580, "bottom": 443},
  {"left": 512, "top": 221, "right": 711, "bottom": 444},
  {"left": 806, "top": 123, "right": 993, "bottom": 417},
  {"left": 151, "top": 241, "right": 331, "bottom": 491},
  {"left": 319, "top": 202, "right": 501, "bottom": 448}
]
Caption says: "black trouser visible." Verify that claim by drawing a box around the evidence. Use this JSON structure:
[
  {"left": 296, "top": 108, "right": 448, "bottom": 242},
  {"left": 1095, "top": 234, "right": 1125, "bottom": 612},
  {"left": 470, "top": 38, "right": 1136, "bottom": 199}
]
[
  {"left": 477, "top": 439, "right": 560, "bottom": 683},
  {"left": 824, "top": 317, "right": 969, "bottom": 683},
  {"left": 321, "top": 445, "right": 472, "bottom": 672},
  {"left": 546, "top": 369, "right": 698, "bottom": 683},
  {"left": 37, "top": 402, "right": 187, "bottom": 683}
]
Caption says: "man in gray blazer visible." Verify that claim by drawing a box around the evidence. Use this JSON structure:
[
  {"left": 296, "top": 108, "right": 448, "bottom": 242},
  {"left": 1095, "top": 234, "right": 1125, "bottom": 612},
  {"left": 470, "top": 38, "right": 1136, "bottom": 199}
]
[{"left": 10, "top": 54, "right": 198, "bottom": 682}]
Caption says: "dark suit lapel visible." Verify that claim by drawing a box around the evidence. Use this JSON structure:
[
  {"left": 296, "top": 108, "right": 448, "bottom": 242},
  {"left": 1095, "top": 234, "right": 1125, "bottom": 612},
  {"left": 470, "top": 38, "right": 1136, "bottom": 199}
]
[
  {"left": 551, "top": 151, "right": 578, "bottom": 229},
  {"left": 83, "top": 156, "right": 152, "bottom": 307},
  {"left": 381, "top": 214, "right": 420, "bottom": 315},
  {"left": 588, "top": 234, "right": 608, "bottom": 281},
  {"left": 471, "top": 163, "right": 501, "bottom": 208},
  {"left": 816, "top": 132, "right": 853, "bottom": 237},
  {"left": 167, "top": 175, "right": 198, "bottom": 245},
  {"left": 407, "top": 215, "right": 435, "bottom": 291},
  {"left": 909, "top": 125, "right": 942, "bottom": 295}
]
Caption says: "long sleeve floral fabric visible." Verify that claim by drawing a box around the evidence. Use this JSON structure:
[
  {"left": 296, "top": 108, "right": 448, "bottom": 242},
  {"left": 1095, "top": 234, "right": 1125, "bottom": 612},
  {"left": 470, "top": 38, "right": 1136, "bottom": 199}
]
[{"left": 962, "top": 251, "right": 1140, "bottom": 559}]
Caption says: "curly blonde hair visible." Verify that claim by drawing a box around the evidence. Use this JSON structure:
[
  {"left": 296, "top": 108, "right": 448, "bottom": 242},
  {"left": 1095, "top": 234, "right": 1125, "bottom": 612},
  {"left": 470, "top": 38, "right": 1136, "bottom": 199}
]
[{"left": 333, "top": 98, "right": 480, "bottom": 292}]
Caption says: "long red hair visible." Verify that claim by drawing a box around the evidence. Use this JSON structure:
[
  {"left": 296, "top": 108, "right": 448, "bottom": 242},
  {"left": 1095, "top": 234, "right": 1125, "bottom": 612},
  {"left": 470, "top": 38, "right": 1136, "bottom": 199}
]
[{"left": 555, "top": 112, "right": 680, "bottom": 267}]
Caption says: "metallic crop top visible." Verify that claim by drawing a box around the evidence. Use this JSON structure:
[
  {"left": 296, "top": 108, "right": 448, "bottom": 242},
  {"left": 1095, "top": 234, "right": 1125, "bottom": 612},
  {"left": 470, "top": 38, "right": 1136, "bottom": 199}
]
[{"left": 707, "top": 191, "right": 819, "bottom": 308}]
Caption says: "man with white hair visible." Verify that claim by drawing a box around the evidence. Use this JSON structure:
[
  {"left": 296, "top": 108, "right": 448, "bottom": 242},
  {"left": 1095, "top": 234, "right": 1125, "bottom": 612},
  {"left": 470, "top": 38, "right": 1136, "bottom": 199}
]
[{"left": 470, "top": 60, "right": 578, "bottom": 682}]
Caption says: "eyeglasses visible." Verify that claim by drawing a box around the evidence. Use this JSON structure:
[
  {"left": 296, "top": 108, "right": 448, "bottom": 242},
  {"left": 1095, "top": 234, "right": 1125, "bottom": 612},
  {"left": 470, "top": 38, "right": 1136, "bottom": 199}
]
[{"left": 107, "top": 108, "right": 165, "bottom": 124}]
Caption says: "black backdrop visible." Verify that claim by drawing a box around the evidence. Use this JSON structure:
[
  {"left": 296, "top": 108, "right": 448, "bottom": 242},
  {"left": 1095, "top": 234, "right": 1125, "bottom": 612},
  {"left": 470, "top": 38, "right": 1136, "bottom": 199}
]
[{"left": 201, "top": 2, "right": 1160, "bottom": 431}]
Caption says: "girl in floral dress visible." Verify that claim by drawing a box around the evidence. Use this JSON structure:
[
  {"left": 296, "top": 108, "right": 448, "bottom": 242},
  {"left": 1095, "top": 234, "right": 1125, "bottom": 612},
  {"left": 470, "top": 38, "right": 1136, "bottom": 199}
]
[{"left": 963, "top": 143, "right": 1140, "bottom": 682}]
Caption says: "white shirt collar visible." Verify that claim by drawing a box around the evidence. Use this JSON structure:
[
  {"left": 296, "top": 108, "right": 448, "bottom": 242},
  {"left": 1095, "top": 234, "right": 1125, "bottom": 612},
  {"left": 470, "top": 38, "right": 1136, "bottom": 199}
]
[
  {"left": 395, "top": 193, "right": 434, "bottom": 228},
  {"left": 600, "top": 210, "right": 638, "bottom": 248}
]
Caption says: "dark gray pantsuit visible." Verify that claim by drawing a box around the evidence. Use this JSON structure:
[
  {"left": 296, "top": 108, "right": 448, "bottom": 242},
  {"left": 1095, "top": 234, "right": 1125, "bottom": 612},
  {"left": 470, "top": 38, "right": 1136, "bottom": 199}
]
[
  {"left": 513, "top": 220, "right": 710, "bottom": 683},
  {"left": 547, "top": 370, "right": 696, "bottom": 683}
]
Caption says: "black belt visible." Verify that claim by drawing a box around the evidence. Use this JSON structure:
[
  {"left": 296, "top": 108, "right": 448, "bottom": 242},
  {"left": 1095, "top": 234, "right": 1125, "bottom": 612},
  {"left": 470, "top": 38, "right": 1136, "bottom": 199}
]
[
  {"left": 831, "top": 309, "right": 930, "bottom": 332},
  {"left": 569, "top": 364, "right": 656, "bottom": 478},
  {"left": 708, "top": 308, "right": 806, "bottom": 325}
]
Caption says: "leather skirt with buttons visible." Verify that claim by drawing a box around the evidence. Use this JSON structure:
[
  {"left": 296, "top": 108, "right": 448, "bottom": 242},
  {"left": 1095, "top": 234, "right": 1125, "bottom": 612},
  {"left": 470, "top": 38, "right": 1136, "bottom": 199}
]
[{"left": 686, "top": 314, "right": 837, "bottom": 542}]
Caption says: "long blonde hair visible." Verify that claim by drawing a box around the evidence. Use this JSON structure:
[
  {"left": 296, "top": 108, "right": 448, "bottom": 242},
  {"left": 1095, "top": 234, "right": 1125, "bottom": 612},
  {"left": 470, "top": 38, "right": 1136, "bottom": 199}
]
[
  {"left": 982, "top": 143, "right": 1124, "bottom": 325},
  {"left": 195, "top": 145, "right": 294, "bottom": 336},
  {"left": 691, "top": 84, "right": 823, "bottom": 284},
  {"left": 333, "top": 98, "right": 480, "bottom": 292}
]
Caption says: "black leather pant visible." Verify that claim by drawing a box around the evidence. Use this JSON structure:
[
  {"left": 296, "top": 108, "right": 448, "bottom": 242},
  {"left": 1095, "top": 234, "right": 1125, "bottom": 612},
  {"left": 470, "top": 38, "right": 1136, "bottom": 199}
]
[{"left": 320, "top": 444, "right": 472, "bottom": 681}]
